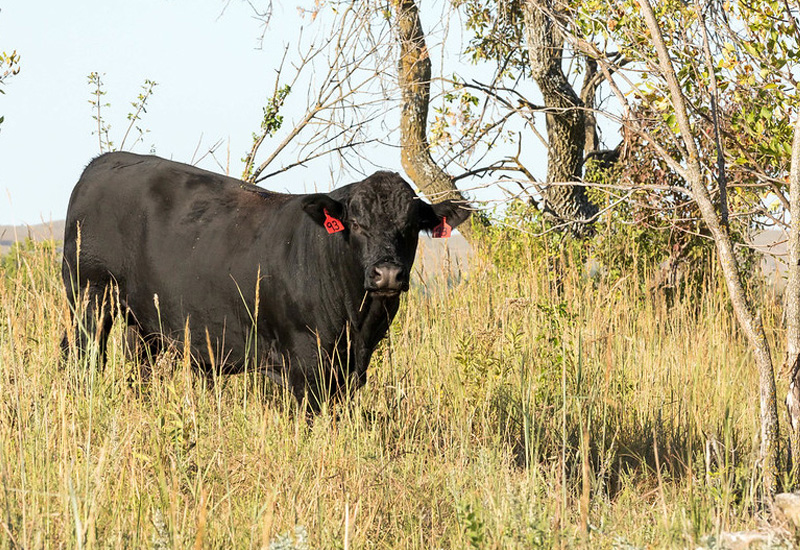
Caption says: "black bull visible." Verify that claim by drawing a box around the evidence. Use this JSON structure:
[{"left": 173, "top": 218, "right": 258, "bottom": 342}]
[{"left": 61, "top": 152, "right": 470, "bottom": 408}]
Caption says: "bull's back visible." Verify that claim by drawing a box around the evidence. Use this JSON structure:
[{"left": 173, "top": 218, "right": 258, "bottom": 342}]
[{"left": 62, "top": 152, "right": 294, "bottom": 355}]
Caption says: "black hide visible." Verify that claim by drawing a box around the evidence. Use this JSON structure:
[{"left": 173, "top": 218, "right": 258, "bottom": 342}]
[{"left": 61, "top": 152, "right": 470, "bottom": 408}]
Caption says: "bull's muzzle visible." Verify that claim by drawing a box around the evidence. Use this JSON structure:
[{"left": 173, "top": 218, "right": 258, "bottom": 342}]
[{"left": 367, "top": 262, "right": 409, "bottom": 295}]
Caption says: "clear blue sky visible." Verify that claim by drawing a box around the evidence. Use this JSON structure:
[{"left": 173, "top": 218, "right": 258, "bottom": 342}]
[
  {"left": 0, "top": 1, "right": 546, "bottom": 226},
  {"left": 0, "top": 1, "right": 330, "bottom": 225}
]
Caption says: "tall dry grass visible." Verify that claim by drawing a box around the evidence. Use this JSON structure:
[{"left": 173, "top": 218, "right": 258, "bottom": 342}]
[{"left": 0, "top": 236, "right": 784, "bottom": 548}]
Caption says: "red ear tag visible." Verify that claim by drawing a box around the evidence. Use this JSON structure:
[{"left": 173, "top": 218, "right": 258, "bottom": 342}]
[
  {"left": 323, "top": 209, "right": 345, "bottom": 234},
  {"left": 432, "top": 216, "right": 452, "bottom": 239}
]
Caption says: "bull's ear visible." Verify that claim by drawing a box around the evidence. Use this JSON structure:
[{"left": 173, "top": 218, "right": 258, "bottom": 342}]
[
  {"left": 418, "top": 200, "right": 471, "bottom": 231},
  {"left": 301, "top": 194, "right": 345, "bottom": 227}
]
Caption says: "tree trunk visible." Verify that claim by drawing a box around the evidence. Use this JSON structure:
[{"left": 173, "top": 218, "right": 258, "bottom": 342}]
[
  {"left": 392, "top": 0, "right": 475, "bottom": 242},
  {"left": 522, "top": 0, "right": 598, "bottom": 236},
  {"left": 692, "top": 165, "right": 780, "bottom": 498},
  {"left": 641, "top": 0, "right": 780, "bottom": 498},
  {"left": 784, "top": 114, "right": 800, "bottom": 485}
]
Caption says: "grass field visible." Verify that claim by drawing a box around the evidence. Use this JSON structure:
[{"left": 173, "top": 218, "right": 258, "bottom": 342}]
[{"left": 0, "top": 235, "right": 786, "bottom": 548}]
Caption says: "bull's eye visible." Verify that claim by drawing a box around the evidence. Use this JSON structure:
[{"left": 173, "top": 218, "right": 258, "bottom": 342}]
[{"left": 350, "top": 220, "right": 361, "bottom": 231}]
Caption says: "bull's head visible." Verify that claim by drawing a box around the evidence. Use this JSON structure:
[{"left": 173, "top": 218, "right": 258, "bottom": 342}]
[{"left": 301, "top": 172, "right": 471, "bottom": 297}]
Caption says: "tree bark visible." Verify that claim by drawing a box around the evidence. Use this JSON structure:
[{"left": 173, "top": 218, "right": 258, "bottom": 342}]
[
  {"left": 392, "top": 0, "right": 475, "bottom": 241},
  {"left": 522, "top": 0, "right": 598, "bottom": 236},
  {"left": 641, "top": 0, "right": 780, "bottom": 499},
  {"left": 580, "top": 58, "right": 600, "bottom": 156},
  {"left": 784, "top": 114, "right": 800, "bottom": 485}
]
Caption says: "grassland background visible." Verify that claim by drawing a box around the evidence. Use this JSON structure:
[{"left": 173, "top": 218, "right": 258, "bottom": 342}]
[{"left": 0, "top": 231, "right": 787, "bottom": 549}]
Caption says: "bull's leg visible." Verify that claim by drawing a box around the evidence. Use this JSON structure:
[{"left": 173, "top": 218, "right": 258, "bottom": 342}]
[
  {"left": 326, "top": 343, "right": 371, "bottom": 405},
  {"left": 279, "top": 336, "right": 346, "bottom": 414},
  {"left": 304, "top": 360, "right": 352, "bottom": 415},
  {"left": 64, "top": 283, "right": 114, "bottom": 366},
  {"left": 61, "top": 258, "right": 79, "bottom": 363},
  {"left": 282, "top": 363, "right": 330, "bottom": 416},
  {"left": 124, "top": 324, "right": 163, "bottom": 387},
  {"left": 59, "top": 331, "right": 70, "bottom": 360},
  {"left": 350, "top": 347, "right": 372, "bottom": 392},
  {"left": 295, "top": 385, "right": 321, "bottom": 415}
]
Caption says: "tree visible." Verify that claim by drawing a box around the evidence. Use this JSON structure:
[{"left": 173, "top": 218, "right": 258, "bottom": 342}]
[
  {"left": 543, "top": 0, "right": 800, "bottom": 496},
  {"left": 241, "top": 1, "right": 612, "bottom": 240},
  {"left": 239, "top": 0, "right": 800, "bottom": 499},
  {"left": 521, "top": 0, "right": 598, "bottom": 234},
  {"left": 437, "top": 0, "right": 612, "bottom": 236},
  {"left": 640, "top": 0, "right": 778, "bottom": 496},
  {"left": 786, "top": 107, "right": 800, "bottom": 486},
  {"left": 391, "top": 0, "right": 476, "bottom": 240}
]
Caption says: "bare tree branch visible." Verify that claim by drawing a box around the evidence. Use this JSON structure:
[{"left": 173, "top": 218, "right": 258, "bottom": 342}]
[{"left": 241, "top": 4, "right": 397, "bottom": 186}]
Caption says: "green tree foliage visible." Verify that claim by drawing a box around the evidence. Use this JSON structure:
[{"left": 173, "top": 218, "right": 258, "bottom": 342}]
[
  {"left": 242, "top": 84, "right": 291, "bottom": 181},
  {"left": 433, "top": 0, "right": 602, "bottom": 233},
  {"left": 571, "top": 0, "right": 799, "bottom": 229},
  {"left": 548, "top": 0, "right": 799, "bottom": 495},
  {"left": 0, "top": 49, "right": 21, "bottom": 130},
  {"left": 444, "top": 0, "right": 798, "bottom": 243}
]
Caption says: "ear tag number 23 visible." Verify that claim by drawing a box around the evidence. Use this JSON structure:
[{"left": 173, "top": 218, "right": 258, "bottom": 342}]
[{"left": 323, "top": 209, "right": 345, "bottom": 234}]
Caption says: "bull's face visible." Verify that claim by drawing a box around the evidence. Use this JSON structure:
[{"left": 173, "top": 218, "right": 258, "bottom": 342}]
[{"left": 301, "top": 172, "right": 471, "bottom": 297}]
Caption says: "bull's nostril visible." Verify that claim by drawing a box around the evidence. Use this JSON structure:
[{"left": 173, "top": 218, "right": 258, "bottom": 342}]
[
  {"left": 371, "top": 266, "right": 384, "bottom": 285},
  {"left": 369, "top": 263, "right": 406, "bottom": 291}
]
